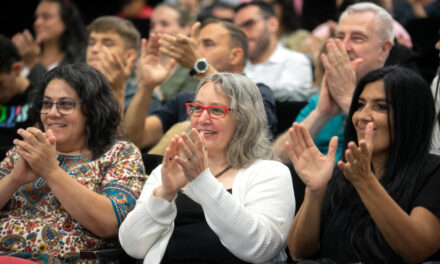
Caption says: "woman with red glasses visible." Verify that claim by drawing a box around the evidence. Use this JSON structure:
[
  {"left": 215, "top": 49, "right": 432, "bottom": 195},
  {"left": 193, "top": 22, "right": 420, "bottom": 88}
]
[{"left": 119, "top": 72, "right": 295, "bottom": 263}]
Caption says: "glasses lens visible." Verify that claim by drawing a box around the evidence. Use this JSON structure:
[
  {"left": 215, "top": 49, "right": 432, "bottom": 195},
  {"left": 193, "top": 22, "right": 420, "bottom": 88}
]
[
  {"left": 209, "top": 107, "right": 226, "bottom": 117},
  {"left": 40, "top": 101, "right": 52, "bottom": 114},
  {"left": 58, "top": 101, "right": 76, "bottom": 115}
]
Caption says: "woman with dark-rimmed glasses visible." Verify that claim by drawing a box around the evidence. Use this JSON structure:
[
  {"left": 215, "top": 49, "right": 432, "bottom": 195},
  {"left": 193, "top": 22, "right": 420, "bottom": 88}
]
[
  {"left": 0, "top": 63, "right": 146, "bottom": 263},
  {"left": 120, "top": 72, "right": 295, "bottom": 264}
]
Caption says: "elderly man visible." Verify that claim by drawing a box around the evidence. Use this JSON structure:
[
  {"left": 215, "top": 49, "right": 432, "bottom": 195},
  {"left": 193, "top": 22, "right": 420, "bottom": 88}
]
[
  {"left": 125, "top": 19, "right": 277, "bottom": 151},
  {"left": 234, "top": 1, "right": 314, "bottom": 102},
  {"left": 274, "top": 2, "right": 394, "bottom": 163}
]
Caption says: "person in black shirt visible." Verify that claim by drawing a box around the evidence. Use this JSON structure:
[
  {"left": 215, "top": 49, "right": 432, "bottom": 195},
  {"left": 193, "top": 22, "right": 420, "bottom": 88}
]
[
  {"left": 0, "top": 35, "right": 35, "bottom": 160},
  {"left": 286, "top": 66, "right": 440, "bottom": 263}
]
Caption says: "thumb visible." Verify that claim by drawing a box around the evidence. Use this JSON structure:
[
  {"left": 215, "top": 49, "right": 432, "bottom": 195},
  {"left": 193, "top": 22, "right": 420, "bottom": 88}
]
[
  {"left": 351, "top": 58, "right": 363, "bottom": 71},
  {"left": 190, "top": 22, "right": 201, "bottom": 39},
  {"left": 46, "top": 129, "right": 57, "bottom": 145},
  {"left": 327, "top": 136, "right": 339, "bottom": 160}
]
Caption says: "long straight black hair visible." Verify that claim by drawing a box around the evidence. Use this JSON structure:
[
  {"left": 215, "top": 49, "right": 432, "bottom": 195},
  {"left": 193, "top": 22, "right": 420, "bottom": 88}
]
[{"left": 327, "top": 66, "right": 436, "bottom": 263}]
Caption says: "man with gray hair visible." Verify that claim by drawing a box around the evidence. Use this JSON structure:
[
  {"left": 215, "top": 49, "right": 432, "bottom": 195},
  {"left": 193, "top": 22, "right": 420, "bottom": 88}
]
[{"left": 274, "top": 2, "right": 394, "bottom": 162}]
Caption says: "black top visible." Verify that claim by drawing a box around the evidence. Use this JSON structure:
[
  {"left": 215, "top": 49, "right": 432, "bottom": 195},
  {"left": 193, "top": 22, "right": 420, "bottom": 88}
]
[
  {"left": 0, "top": 84, "right": 35, "bottom": 160},
  {"left": 153, "top": 83, "right": 278, "bottom": 138},
  {"left": 318, "top": 154, "right": 440, "bottom": 263},
  {"left": 161, "top": 190, "right": 250, "bottom": 264}
]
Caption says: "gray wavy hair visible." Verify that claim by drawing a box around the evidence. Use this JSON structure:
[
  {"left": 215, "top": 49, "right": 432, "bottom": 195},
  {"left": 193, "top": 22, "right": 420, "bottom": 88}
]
[
  {"left": 193, "top": 73, "right": 276, "bottom": 168},
  {"left": 340, "top": 2, "right": 394, "bottom": 44}
]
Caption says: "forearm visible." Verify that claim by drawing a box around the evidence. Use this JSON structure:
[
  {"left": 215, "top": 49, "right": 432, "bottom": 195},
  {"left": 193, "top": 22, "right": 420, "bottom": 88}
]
[
  {"left": 332, "top": 95, "right": 352, "bottom": 114},
  {"left": 288, "top": 187, "right": 325, "bottom": 260},
  {"left": 119, "top": 168, "right": 176, "bottom": 259},
  {"left": 273, "top": 132, "right": 292, "bottom": 163},
  {"left": 301, "top": 110, "right": 334, "bottom": 139},
  {"left": 45, "top": 167, "right": 118, "bottom": 238},
  {"left": 354, "top": 177, "right": 439, "bottom": 263},
  {"left": 0, "top": 175, "right": 21, "bottom": 210},
  {"left": 125, "top": 82, "right": 154, "bottom": 146}
]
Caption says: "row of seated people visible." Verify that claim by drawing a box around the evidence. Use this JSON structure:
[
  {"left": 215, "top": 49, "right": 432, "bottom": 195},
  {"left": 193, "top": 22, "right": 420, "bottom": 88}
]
[
  {"left": 0, "top": 62, "right": 439, "bottom": 263},
  {"left": 0, "top": 1, "right": 439, "bottom": 263}
]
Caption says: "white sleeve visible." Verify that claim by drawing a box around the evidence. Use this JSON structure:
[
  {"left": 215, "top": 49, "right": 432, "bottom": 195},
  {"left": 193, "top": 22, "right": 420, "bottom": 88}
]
[
  {"left": 184, "top": 161, "right": 295, "bottom": 263},
  {"left": 118, "top": 165, "right": 176, "bottom": 260}
]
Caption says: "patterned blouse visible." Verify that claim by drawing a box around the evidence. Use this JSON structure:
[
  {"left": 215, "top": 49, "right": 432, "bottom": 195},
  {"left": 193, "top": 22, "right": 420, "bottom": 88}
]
[{"left": 0, "top": 141, "right": 147, "bottom": 263}]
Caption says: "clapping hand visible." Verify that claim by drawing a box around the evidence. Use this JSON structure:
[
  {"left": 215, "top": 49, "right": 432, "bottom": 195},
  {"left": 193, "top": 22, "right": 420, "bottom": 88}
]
[
  {"left": 174, "top": 128, "right": 209, "bottom": 182},
  {"left": 159, "top": 22, "right": 201, "bottom": 69},
  {"left": 136, "top": 33, "right": 176, "bottom": 89},
  {"left": 337, "top": 122, "right": 374, "bottom": 185},
  {"left": 286, "top": 123, "right": 338, "bottom": 194},
  {"left": 11, "top": 29, "right": 40, "bottom": 69},
  {"left": 13, "top": 128, "right": 58, "bottom": 179}
]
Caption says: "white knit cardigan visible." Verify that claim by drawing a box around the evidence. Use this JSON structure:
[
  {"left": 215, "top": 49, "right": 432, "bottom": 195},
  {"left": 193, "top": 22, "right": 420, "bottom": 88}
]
[{"left": 119, "top": 159, "right": 295, "bottom": 263}]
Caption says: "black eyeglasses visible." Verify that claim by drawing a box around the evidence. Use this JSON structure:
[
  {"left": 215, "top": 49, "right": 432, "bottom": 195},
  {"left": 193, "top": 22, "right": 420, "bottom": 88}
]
[{"left": 39, "top": 100, "right": 80, "bottom": 115}]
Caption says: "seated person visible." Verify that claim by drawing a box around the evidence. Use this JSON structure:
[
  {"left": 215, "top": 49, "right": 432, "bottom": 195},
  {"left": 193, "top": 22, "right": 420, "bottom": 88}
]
[
  {"left": 0, "top": 64, "right": 147, "bottom": 262},
  {"left": 0, "top": 35, "right": 36, "bottom": 160},
  {"left": 286, "top": 66, "right": 440, "bottom": 263},
  {"left": 125, "top": 19, "right": 278, "bottom": 151},
  {"left": 12, "top": 0, "right": 87, "bottom": 86},
  {"left": 86, "top": 16, "right": 161, "bottom": 114},
  {"left": 119, "top": 73, "right": 295, "bottom": 263}
]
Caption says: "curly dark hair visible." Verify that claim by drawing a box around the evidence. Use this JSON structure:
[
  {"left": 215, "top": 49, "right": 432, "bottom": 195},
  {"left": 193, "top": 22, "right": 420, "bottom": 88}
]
[
  {"left": 31, "top": 63, "right": 121, "bottom": 159},
  {"left": 39, "top": 0, "right": 88, "bottom": 64}
]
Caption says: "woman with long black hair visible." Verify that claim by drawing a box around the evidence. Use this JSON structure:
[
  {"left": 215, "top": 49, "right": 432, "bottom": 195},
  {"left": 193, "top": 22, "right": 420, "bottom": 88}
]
[{"left": 287, "top": 66, "right": 440, "bottom": 263}]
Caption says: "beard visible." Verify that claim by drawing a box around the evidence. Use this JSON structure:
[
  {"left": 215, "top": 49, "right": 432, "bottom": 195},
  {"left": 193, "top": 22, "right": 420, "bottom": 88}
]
[{"left": 249, "top": 24, "right": 271, "bottom": 61}]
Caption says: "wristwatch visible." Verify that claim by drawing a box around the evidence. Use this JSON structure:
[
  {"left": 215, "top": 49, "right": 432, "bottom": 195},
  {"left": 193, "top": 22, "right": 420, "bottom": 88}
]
[{"left": 189, "top": 58, "right": 209, "bottom": 76}]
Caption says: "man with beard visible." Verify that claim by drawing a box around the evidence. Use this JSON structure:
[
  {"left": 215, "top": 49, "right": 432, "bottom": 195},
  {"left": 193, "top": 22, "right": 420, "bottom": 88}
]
[{"left": 234, "top": 1, "right": 314, "bottom": 102}]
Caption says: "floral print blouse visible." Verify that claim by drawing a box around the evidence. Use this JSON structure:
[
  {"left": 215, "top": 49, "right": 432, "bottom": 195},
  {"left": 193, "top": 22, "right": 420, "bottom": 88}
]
[{"left": 0, "top": 141, "right": 147, "bottom": 263}]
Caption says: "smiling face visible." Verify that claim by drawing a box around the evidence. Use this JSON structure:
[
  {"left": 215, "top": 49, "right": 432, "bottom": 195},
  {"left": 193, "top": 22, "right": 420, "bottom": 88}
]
[
  {"left": 335, "top": 12, "right": 391, "bottom": 81},
  {"left": 352, "top": 80, "right": 393, "bottom": 155},
  {"left": 150, "top": 6, "right": 186, "bottom": 36},
  {"left": 34, "top": 1, "right": 65, "bottom": 43},
  {"left": 41, "top": 79, "right": 88, "bottom": 154},
  {"left": 191, "top": 82, "right": 237, "bottom": 157}
]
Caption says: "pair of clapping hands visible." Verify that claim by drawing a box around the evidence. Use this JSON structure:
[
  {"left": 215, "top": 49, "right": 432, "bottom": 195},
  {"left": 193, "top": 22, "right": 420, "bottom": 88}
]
[
  {"left": 286, "top": 122, "right": 375, "bottom": 194},
  {"left": 154, "top": 128, "right": 209, "bottom": 202},
  {"left": 11, "top": 128, "right": 58, "bottom": 186},
  {"left": 136, "top": 22, "right": 205, "bottom": 88}
]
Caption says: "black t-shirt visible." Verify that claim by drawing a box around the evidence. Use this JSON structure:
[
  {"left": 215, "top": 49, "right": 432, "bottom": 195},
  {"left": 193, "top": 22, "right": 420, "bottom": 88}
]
[
  {"left": 161, "top": 190, "right": 250, "bottom": 264},
  {"left": 153, "top": 83, "right": 278, "bottom": 138},
  {"left": 319, "top": 154, "right": 440, "bottom": 263},
  {"left": 0, "top": 84, "right": 35, "bottom": 160}
]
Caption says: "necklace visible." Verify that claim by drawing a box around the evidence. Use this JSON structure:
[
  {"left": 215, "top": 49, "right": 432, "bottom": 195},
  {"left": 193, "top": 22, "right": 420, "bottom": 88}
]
[{"left": 214, "top": 166, "right": 232, "bottom": 178}]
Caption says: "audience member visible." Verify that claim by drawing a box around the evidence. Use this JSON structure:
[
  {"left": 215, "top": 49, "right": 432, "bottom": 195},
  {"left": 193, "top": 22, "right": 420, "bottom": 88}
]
[
  {"left": 125, "top": 20, "right": 278, "bottom": 151},
  {"left": 287, "top": 66, "right": 440, "bottom": 263},
  {"left": 0, "top": 36, "right": 36, "bottom": 161},
  {"left": 198, "top": 1, "right": 235, "bottom": 22},
  {"left": 234, "top": 1, "right": 314, "bottom": 102},
  {"left": 274, "top": 2, "right": 394, "bottom": 162},
  {"left": 119, "top": 72, "right": 295, "bottom": 263},
  {"left": 86, "top": 16, "right": 160, "bottom": 114},
  {"left": 394, "top": 0, "right": 440, "bottom": 25},
  {"left": 12, "top": 0, "right": 87, "bottom": 86},
  {"left": 0, "top": 63, "right": 146, "bottom": 262},
  {"left": 150, "top": 4, "right": 197, "bottom": 101},
  {"left": 264, "top": 0, "right": 311, "bottom": 53}
]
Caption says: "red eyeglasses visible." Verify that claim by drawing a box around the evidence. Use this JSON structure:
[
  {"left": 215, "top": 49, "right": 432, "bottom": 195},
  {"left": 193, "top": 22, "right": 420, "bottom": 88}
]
[{"left": 186, "top": 103, "right": 232, "bottom": 119}]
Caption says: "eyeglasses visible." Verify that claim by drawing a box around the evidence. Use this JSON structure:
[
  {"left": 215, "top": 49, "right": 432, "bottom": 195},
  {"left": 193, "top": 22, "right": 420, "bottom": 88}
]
[
  {"left": 39, "top": 100, "right": 79, "bottom": 115},
  {"left": 186, "top": 103, "right": 232, "bottom": 119}
]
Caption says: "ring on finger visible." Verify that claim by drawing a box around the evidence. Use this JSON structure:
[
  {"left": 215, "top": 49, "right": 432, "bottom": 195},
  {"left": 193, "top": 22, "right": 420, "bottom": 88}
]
[
  {"left": 187, "top": 154, "right": 194, "bottom": 161},
  {"left": 352, "top": 159, "right": 357, "bottom": 165}
]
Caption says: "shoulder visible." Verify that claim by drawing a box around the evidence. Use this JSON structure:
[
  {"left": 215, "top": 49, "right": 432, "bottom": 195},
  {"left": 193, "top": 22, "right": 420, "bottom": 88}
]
[{"left": 102, "top": 141, "right": 142, "bottom": 159}]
